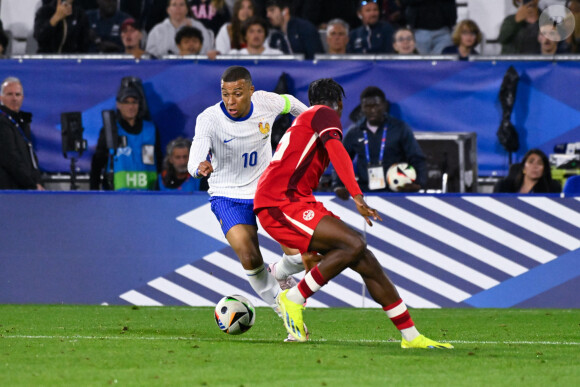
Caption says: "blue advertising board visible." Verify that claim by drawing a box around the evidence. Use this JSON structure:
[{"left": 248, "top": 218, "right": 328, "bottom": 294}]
[{"left": 1, "top": 58, "right": 579, "bottom": 176}]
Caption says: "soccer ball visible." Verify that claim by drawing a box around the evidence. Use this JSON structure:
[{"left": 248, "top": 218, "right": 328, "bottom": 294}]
[
  {"left": 386, "top": 163, "right": 416, "bottom": 191},
  {"left": 214, "top": 295, "right": 256, "bottom": 335}
]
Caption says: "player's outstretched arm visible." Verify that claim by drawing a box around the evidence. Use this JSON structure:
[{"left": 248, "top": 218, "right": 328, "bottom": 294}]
[{"left": 353, "top": 194, "right": 382, "bottom": 226}]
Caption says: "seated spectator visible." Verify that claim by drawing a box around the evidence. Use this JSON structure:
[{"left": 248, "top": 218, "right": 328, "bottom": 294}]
[
  {"left": 566, "top": 0, "right": 580, "bottom": 53},
  {"left": 121, "top": 18, "right": 154, "bottom": 59},
  {"left": 325, "top": 18, "right": 350, "bottom": 55},
  {"left": 188, "top": 0, "right": 231, "bottom": 36},
  {"left": 493, "top": 148, "right": 561, "bottom": 193},
  {"left": 538, "top": 24, "right": 562, "bottom": 55},
  {"left": 381, "top": 0, "right": 406, "bottom": 29},
  {"left": 86, "top": 0, "right": 131, "bottom": 53},
  {"left": 0, "top": 77, "right": 44, "bottom": 190},
  {"left": 175, "top": 25, "right": 204, "bottom": 54},
  {"left": 401, "top": 0, "right": 456, "bottom": 54},
  {"left": 213, "top": 0, "right": 255, "bottom": 56},
  {"left": 392, "top": 27, "right": 418, "bottom": 54},
  {"left": 0, "top": 24, "right": 8, "bottom": 57},
  {"left": 498, "top": 0, "right": 540, "bottom": 54},
  {"left": 159, "top": 137, "right": 202, "bottom": 192},
  {"left": 34, "top": 0, "right": 91, "bottom": 53},
  {"left": 347, "top": 0, "right": 395, "bottom": 54},
  {"left": 229, "top": 16, "right": 283, "bottom": 54},
  {"left": 295, "top": 0, "right": 360, "bottom": 31},
  {"left": 265, "top": 0, "right": 324, "bottom": 59},
  {"left": 333, "top": 85, "right": 426, "bottom": 197},
  {"left": 442, "top": 19, "right": 482, "bottom": 60},
  {"left": 146, "top": 0, "right": 215, "bottom": 57},
  {"left": 90, "top": 81, "right": 162, "bottom": 191}
]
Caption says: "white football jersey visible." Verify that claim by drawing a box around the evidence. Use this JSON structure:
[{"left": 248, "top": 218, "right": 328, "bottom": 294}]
[{"left": 188, "top": 90, "right": 307, "bottom": 199}]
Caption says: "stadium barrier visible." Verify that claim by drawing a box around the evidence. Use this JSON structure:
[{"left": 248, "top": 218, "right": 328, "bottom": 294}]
[{"left": 1, "top": 191, "right": 578, "bottom": 308}]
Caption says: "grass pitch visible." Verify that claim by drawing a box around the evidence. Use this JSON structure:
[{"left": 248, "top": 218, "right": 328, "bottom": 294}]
[{"left": 1, "top": 305, "right": 579, "bottom": 386}]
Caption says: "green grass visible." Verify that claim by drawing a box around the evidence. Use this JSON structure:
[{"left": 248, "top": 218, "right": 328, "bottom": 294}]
[{"left": 1, "top": 305, "right": 579, "bottom": 386}]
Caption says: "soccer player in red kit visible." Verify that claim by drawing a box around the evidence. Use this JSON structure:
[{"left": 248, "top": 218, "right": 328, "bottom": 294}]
[{"left": 254, "top": 78, "right": 453, "bottom": 348}]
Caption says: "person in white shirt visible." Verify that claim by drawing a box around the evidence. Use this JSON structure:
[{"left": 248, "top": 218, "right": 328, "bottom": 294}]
[
  {"left": 188, "top": 66, "right": 309, "bottom": 341},
  {"left": 229, "top": 16, "right": 283, "bottom": 55},
  {"left": 146, "top": 0, "right": 214, "bottom": 57}
]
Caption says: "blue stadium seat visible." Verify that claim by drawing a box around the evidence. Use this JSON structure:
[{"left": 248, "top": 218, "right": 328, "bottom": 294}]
[{"left": 563, "top": 175, "right": 580, "bottom": 196}]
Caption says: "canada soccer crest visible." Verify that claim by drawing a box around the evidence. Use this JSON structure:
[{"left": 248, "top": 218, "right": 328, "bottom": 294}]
[
  {"left": 303, "top": 210, "right": 315, "bottom": 221},
  {"left": 258, "top": 121, "right": 270, "bottom": 134}
]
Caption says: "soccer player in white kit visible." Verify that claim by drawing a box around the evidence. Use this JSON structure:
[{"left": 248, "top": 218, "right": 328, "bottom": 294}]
[{"left": 188, "top": 66, "right": 309, "bottom": 340}]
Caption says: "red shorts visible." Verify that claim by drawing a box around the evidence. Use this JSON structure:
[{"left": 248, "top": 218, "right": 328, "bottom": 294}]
[{"left": 256, "top": 201, "right": 339, "bottom": 253}]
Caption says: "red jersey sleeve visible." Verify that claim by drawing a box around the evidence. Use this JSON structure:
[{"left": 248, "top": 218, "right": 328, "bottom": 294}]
[
  {"left": 310, "top": 106, "right": 343, "bottom": 143},
  {"left": 326, "top": 140, "right": 363, "bottom": 198}
]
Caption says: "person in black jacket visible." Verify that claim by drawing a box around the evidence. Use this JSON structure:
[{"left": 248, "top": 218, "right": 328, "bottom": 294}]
[
  {"left": 34, "top": 0, "right": 91, "bottom": 53},
  {"left": 0, "top": 77, "right": 44, "bottom": 190},
  {"left": 333, "top": 86, "right": 426, "bottom": 198},
  {"left": 265, "top": 0, "right": 324, "bottom": 59},
  {"left": 493, "top": 149, "right": 561, "bottom": 194}
]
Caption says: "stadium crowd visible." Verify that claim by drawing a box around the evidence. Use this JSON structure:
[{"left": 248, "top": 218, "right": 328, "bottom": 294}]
[{"left": 0, "top": 0, "right": 578, "bottom": 58}]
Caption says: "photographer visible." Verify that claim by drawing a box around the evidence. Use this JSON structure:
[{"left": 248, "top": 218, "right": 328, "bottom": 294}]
[{"left": 89, "top": 81, "right": 162, "bottom": 191}]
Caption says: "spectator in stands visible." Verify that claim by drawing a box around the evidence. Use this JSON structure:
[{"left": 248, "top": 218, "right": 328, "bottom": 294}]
[
  {"left": 381, "top": 0, "right": 406, "bottom": 29},
  {"left": 333, "top": 86, "right": 426, "bottom": 197},
  {"left": 347, "top": 0, "right": 395, "bottom": 54},
  {"left": 392, "top": 27, "right": 418, "bottom": 54},
  {"left": 0, "top": 23, "right": 8, "bottom": 57},
  {"left": 265, "top": 0, "right": 324, "bottom": 59},
  {"left": 295, "top": 0, "right": 360, "bottom": 31},
  {"left": 493, "top": 148, "right": 561, "bottom": 193},
  {"left": 442, "top": 19, "right": 482, "bottom": 60},
  {"left": 86, "top": 0, "right": 131, "bottom": 53},
  {"left": 498, "top": 0, "right": 541, "bottom": 54},
  {"left": 188, "top": 0, "right": 231, "bottom": 36},
  {"left": 325, "top": 18, "right": 350, "bottom": 54},
  {"left": 121, "top": 18, "right": 154, "bottom": 59},
  {"left": 230, "top": 16, "right": 283, "bottom": 54},
  {"left": 34, "top": 0, "right": 91, "bottom": 53},
  {"left": 212, "top": 0, "right": 255, "bottom": 56},
  {"left": 538, "top": 24, "right": 562, "bottom": 55},
  {"left": 120, "top": 0, "right": 168, "bottom": 33},
  {"left": 145, "top": 0, "right": 215, "bottom": 57},
  {"left": 159, "top": 137, "right": 202, "bottom": 192},
  {"left": 175, "top": 25, "right": 204, "bottom": 54},
  {"left": 400, "top": 0, "right": 456, "bottom": 54},
  {"left": 566, "top": 0, "right": 580, "bottom": 53},
  {"left": 90, "top": 82, "right": 162, "bottom": 191},
  {"left": 0, "top": 77, "right": 44, "bottom": 190}
]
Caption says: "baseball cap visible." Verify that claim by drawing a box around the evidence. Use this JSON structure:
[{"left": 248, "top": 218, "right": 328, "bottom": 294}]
[
  {"left": 121, "top": 18, "right": 139, "bottom": 32},
  {"left": 116, "top": 86, "right": 140, "bottom": 102}
]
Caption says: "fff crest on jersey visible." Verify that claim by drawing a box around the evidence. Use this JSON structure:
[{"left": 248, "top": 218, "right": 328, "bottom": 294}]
[{"left": 258, "top": 122, "right": 270, "bottom": 134}]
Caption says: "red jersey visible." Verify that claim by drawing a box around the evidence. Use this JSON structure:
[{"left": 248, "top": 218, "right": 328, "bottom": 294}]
[{"left": 254, "top": 105, "right": 361, "bottom": 209}]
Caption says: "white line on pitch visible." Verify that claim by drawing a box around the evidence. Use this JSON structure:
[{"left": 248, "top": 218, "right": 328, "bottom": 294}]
[{"left": 2, "top": 335, "right": 578, "bottom": 346}]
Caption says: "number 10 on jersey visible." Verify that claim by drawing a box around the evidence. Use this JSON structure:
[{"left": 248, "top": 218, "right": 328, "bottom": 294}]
[{"left": 242, "top": 151, "right": 257, "bottom": 167}]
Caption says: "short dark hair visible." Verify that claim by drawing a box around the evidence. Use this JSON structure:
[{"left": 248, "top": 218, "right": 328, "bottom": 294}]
[
  {"left": 308, "top": 78, "right": 345, "bottom": 106},
  {"left": 265, "top": 0, "right": 290, "bottom": 10},
  {"left": 221, "top": 66, "right": 253, "bottom": 83},
  {"left": 175, "top": 26, "right": 204, "bottom": 45},
  {"left": 360, "top": 86, "right": 386, "bottom": 102},
  {"left": 241, "top": 16, "right": 269, "bottom": 38}
]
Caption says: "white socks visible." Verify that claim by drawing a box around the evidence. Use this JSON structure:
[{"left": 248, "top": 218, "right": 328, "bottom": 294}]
[
  {"left": 245, "top": 264, "right": 281, "bottom": 316},
  {"left": 272, "top": 253, "right": 304, "bottom": 280}
]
